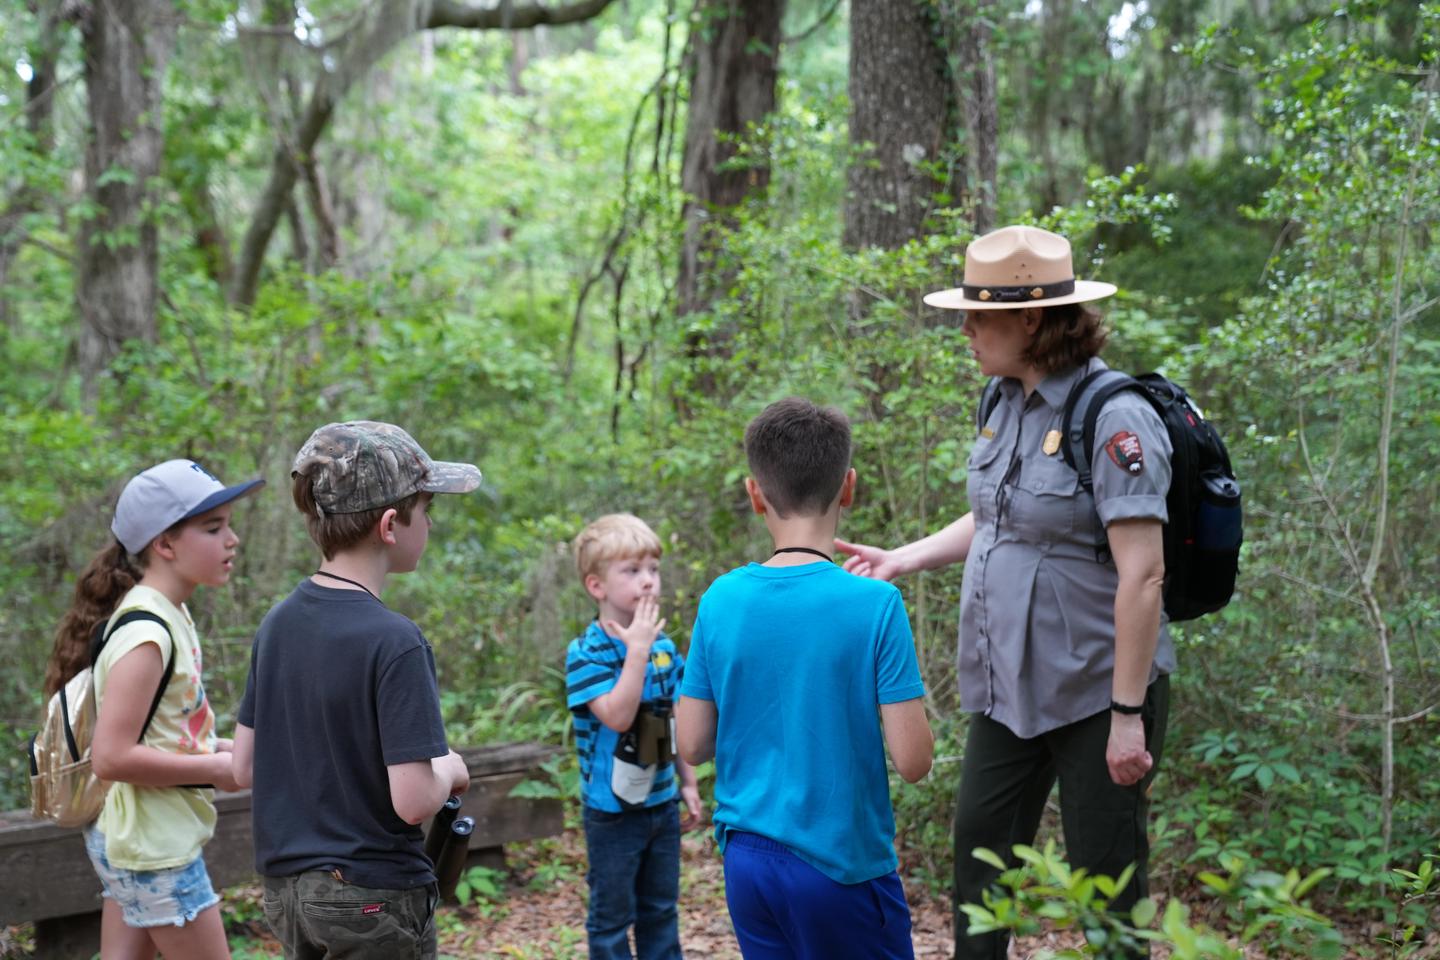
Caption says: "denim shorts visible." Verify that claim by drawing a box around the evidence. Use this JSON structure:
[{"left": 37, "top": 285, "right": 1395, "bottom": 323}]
[{"left": 83, "top": 826, "right": 220, "bottom": 928}]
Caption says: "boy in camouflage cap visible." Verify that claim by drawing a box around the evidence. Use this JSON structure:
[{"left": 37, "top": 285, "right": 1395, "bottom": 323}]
[
  {"left": 232, "top": 421, "right": 481, "bottom": 960},
  {"left": 291, "top": 420, "right": 481, "bottom": 518}
]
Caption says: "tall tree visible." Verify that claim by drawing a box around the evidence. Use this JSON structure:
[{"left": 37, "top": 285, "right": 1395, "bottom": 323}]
[
  {"left": 676, "top": 0, "right": 785, "bottom": 317},
  {"left": 946, "top": 0, "right": 998, "bottom": 234},
  {"left": 844, "top": 0, "right": 957, "bottom": 250},
  {"left": 75, "top": 0, "right": 176, "bottom": 382},
  {"left": 0, "top": 0, "right": 74, "bottom": 330}
]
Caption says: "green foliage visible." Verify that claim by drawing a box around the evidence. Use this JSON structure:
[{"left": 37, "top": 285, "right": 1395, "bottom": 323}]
[
  {"left": 0, "top": 2, "right": 1436, "bottom": 951},
  {"left": 453, "top": 864, "right": 507, "bottom": 911},
  {"left": 964, "top": 841, "right": 1345, "bottom": 959},
  {"left": 892, "top": 712, "right": 964, "bottom": 896},
  {"left": 509, "top": 755, "right": 579, "bottom": 802},
  {"left": 1380, "top": 855, "right": 1440, "bottom": 957}
]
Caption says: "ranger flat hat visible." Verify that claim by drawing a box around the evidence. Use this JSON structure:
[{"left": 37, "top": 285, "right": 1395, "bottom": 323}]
[
  {"left": 293, "top": 421, "right": 482, "bottom": 516},
  {"left": 112, "top": 460, "right": 265, "bottom": 554},
  {"left": 924, "top": 225, "right": 1118, "bottom": 311}
]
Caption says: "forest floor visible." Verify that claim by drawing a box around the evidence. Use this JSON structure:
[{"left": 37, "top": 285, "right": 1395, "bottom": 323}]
[
  {"left": 221, "top": 828, "right": 968, "bottom": 959},
  {"left": 212, "top": 828, "right": 1433, "bottom": 959},
  {"left": 3, "top": 826, "right": 1427, "bottom": 957}
]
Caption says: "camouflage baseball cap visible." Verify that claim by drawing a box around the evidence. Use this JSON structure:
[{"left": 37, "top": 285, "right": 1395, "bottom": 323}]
[{"left": 292, "top": 421, "right": 482, "bottom": 516}]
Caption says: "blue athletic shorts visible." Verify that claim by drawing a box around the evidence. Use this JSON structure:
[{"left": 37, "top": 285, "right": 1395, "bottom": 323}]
[
  {"left": 83, "top": 826, "right": 220, "bottom": 928},
  {"left": 722, "top": 831, "right": 914, "bottom": 960}
]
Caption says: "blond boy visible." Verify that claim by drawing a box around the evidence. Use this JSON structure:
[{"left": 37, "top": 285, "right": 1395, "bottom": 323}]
[{"left": 566, "top": 514, "right": 702, "bottom": 960}]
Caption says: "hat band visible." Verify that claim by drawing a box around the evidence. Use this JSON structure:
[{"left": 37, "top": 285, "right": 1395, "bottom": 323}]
[{"left": 961, "top": 278, "right": 1076, "bottom": 303}]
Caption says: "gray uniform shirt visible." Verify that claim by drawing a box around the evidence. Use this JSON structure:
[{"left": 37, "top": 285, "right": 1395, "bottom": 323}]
[{"left": 958, "top": 357, "right": 1176, "bottom": 739}]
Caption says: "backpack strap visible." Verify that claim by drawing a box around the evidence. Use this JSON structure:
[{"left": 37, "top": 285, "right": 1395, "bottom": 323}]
[
  {"left": 1060, "top": 369, "right": 1153, "bottom": 563},
  {"left": 1059, "top": 369, "right": 1149, "bottom": 493},
  {"left": 58, "top": 684, "right": 81, "bottom": 763},
  {"left": 89, "top": 611, "right": 176, "bottom": 743},
  {"left": 976, "top": 377, "right": 1003, "bottom": 434}
]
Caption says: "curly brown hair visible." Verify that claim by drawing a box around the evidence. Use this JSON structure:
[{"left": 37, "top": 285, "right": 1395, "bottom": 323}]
[
  {"left": 44, "top": 541, "right": 146, "bottom": 697},
  {"left": 1021, "top": 303, "right": 1109, "bottom": 374}
]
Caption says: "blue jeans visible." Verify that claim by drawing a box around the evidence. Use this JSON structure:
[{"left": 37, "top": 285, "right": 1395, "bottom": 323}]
[
  {"left": 722, "top": 831, "right": 914, "bottom": 960},
  {"left": 583, "top": 803, "right": 682, "bottom": 960}
]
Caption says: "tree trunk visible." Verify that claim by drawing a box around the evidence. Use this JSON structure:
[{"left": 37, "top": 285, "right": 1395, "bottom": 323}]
[
  {"left": 75, "top": 0, "right": 176, "bottom": 382},
  {"left": 948, "top": 0, "right": 997, "bottom": 235},
  {"left": 1027, "top": 0, "right": 1068, "bottom": 212},
  {"left": 676, "top": 0, "right": 784, "bottom": 317},
  {"left": 1, "top": 0, "right": 72, "bottom": 329},
  {"left": 844, "top": 0, "right": 956, "bottom": 251}
]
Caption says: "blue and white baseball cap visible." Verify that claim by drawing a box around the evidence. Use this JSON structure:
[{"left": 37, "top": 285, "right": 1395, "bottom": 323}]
[{"left": 111, "top": 460, "right": 265, "bottom": 554}]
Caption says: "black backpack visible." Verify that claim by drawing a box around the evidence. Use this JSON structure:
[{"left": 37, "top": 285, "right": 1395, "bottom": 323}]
[{"left": 978, "top": 370, "right": 1242, "bottom": 622}]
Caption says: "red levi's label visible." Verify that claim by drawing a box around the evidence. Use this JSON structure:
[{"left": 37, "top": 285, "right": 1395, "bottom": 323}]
[{"left": 361, "top": 904, "right": 384, "bottom": 915}]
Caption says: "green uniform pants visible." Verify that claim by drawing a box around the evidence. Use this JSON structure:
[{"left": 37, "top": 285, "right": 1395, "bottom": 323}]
[{"left": 952, "top": 675, "right": 1169, "bottom": 960}]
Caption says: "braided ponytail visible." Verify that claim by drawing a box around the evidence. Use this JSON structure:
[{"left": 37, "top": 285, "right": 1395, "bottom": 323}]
[{"left": 43, "top": 541, "right": 145, "bottom": 696}]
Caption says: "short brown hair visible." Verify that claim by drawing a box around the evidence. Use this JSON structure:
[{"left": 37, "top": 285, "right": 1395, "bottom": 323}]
[
  {"left": 744, "top": 397, "right": 852, "bottom": 518},
  {"left": 573, "top": 514, "right": 663, "bottom": 583},
  {"left": 1022, "top": 303, "right": 1109, "bottom": 374},
  {"left": 292, "top": 473, "right": 421, "bottom": 560}
]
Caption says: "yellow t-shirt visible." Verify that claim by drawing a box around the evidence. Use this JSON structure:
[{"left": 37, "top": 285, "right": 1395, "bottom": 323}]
[{"left": 93, "top": 585, "right": 218, "bottom": 870}]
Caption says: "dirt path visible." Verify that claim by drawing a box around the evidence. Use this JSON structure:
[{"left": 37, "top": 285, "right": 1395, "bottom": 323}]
[
  {"left": 224, "top": 829, "right": 963, "bottom": 958},
  {"left": 431, "top": 830, "right": 957, "bottom": 959},
  {"left": 427, "top": 829, "right": 1115, "bottom": 958},
  {"left": 220, "top": 828, "right": 1423, "bottom": 958}
]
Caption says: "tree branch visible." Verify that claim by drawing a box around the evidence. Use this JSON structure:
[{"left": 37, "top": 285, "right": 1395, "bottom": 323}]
[
  {"left": 427, "top": 0, "right": 618, "bottom": 30},
  {"left": 231, "top": 0, "right": 622, "bottom": 306},
  {"left": 782, "top": 0, "right": 841, "bottom": 45}
]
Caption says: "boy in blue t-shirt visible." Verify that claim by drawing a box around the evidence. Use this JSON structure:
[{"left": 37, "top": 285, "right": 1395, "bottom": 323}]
[
  {"left": 676, "top": 398, "right": 934, "bottom": 960},
  {"left": 566, "top": 513, "right": 703, "bottom": 960}
]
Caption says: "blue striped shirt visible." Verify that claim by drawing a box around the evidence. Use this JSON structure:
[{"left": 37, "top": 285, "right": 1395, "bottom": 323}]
[{"left": 566, "top": 620, "right": 683, "bottom": 812}]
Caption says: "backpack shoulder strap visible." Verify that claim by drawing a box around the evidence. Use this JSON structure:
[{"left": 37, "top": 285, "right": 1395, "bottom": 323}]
[
  {"left": 976, "top": 377, "right": 1003, "bottom": 434},
  {"left": 1060, "top": 369, "right": 1149, "bottom": 493},
  {"left": 57, "top": 683, "right": 82, "bottom": 764},
  {"left": 90, "top": 610, "right": 176, "bottom": 742}
]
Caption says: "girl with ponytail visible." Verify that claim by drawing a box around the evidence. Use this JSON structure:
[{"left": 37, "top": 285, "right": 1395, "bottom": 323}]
[{"left": 46, "top": 459, "right": 263, "bottom": 959}]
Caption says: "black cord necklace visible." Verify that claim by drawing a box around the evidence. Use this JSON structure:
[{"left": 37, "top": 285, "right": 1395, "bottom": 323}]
[
  {"left": 313, "top": 569, "right": 382, "bottom": 602},
  {"left": 770, "top": 546, "right": 834, "bottom": 563}
]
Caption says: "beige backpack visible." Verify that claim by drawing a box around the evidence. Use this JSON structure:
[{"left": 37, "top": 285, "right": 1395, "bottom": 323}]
[{"left": 28, "top": 611, "right": 173, "bottom": 827}]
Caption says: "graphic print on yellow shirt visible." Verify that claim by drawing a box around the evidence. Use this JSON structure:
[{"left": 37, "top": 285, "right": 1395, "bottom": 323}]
[{"left": 93, "top": 585, "right": 218, "bottom": 871}]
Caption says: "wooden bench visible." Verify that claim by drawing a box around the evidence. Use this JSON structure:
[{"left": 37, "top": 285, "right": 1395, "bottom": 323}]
[{"left": 0, "top": 742, "right": 565, "bottom": 959}]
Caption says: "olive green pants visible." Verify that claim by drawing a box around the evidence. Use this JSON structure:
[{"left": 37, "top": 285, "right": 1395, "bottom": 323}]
[
  {"left": 262, "top": 871, "right": 439, "bottom": 960},
  {"left": 952, "top": 675, "right": 1169, "bottom": 960}
]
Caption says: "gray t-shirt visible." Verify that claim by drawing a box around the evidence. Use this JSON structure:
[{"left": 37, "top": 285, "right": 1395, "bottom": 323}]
[{"left": 959, "top": 357, "right": 1175, "bottom": 738}]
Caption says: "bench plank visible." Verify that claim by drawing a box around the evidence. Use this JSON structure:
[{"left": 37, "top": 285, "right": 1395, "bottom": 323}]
[{"left": 0, "top": 742, "right": 563, "bottom": 928}]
